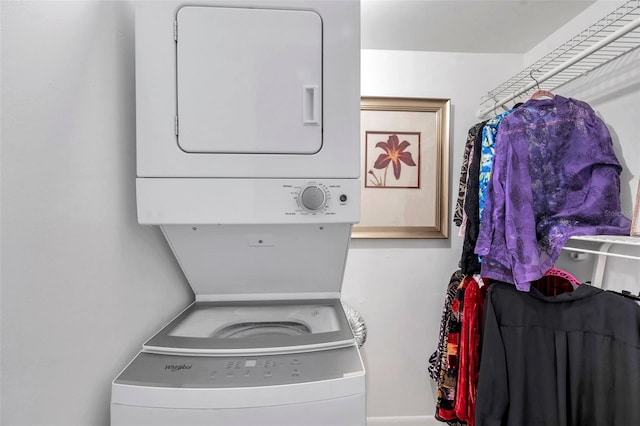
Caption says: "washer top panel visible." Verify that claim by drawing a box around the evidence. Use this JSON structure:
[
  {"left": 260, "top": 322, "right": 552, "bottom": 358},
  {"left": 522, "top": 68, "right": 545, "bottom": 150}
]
[{"left": 114, "top": 345, "right": 363, "bottom": 388}]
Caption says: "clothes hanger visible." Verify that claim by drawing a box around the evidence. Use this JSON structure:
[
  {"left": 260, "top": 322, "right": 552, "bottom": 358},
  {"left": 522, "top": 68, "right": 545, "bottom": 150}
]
[
  {"left": 544, "top": 266, "right": 580, "bottom": 286},
  {"left": 529, "top": 69, "right": 555, "bottom": 99},
  {"left": 530, "top": 89, "right": 555, "bottom": 99},
  {"left": 512, "top": 94, "right": 525, "bottom": 109},
  {"left": 531, "top": 266, "right": 580, "bottom": 296},
  {"left": 532, "top": 276, "right": 574, "bottom": 296},
  {"left": 492, "top": 98, "right": 512, "bottom": 117}
]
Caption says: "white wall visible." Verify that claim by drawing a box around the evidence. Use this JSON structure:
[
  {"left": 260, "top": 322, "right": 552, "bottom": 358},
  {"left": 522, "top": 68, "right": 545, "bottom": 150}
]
[{"left": 1, "top": 2, "right": 193, "bottom": 425}]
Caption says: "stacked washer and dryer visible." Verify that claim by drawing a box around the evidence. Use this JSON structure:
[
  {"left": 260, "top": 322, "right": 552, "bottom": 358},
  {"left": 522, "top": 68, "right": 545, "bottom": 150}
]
[{"left": 111, "top": 1, "right": 365, "bottom": 425}]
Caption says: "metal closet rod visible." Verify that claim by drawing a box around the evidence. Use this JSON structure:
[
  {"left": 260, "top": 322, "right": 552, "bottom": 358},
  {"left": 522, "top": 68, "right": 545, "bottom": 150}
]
[{"left": 477, "top": 14, "right": 640, "bottom": 118}]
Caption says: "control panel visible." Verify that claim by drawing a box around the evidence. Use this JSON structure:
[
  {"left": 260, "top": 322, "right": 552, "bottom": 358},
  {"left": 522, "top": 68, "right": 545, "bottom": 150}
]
[
  {"left": 284, "top": 181, "right": 352, "bottom": 217},
  {"left": 217, "top": 356, "right": 303, "bottom": 382},
  {"left": 116, "top": 346, "right": 364, "bottom": 389},
  {"left": 137, "top": 178, "right": 360, "bottom": 224}
]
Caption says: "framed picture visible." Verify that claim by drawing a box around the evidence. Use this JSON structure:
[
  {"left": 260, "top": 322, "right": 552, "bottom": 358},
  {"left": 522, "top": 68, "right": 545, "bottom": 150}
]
[
  {"left": 352, "top": 97, "right": 450, "bottom": 239},
  {"left": 631, "top": 180, "right": 640, "bottom": 236}
]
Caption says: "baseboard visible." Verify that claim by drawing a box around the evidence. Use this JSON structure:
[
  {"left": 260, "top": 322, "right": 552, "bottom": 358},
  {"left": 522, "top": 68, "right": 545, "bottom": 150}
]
[{"left": 366, "top": 415, "right": 440, "bottom": 426}]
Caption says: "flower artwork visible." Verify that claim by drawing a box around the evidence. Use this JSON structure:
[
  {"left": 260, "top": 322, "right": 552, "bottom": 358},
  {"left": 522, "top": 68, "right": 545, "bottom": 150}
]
[
  {"left": 365, "top": 132, "right": 420, "bottom": 188},
  {"left": 355, "top": 97, "right": 450, "bottom": 239}
]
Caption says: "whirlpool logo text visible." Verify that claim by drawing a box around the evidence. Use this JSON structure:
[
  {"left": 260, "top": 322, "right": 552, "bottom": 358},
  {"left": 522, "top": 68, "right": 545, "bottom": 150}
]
[{"left": 165, "top": 364, "right": 192, "bottom": 372}]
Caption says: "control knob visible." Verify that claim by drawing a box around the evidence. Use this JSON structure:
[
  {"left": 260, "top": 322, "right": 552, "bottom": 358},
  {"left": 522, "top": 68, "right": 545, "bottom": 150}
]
[{"left": 299, "top": 185, "right": 326, "bottom": 211}]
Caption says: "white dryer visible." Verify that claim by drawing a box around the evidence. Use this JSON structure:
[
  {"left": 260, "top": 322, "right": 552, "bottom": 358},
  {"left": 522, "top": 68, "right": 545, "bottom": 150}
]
[{"left": 111, "top": 0, "right": 364, "bottom": 425}]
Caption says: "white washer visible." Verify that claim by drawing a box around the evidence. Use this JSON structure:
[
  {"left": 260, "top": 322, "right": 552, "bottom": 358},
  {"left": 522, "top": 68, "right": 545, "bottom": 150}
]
[
  {"left": 112, "top": 348, "right": 364, "bottom": 426},
  {"left": 112, "top": 224, "right": 366, "bottom": 424},
  {"left": 112, "top": 1, "right": 364, "bottom": 424},
  {"left": 111, "top": 301, "right": 365, "bottom": 426}
]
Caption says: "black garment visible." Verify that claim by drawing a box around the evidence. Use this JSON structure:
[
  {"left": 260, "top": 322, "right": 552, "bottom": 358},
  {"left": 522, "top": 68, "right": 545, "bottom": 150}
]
[
  {"left": 476, "top": 282, "right": 640, "bottom": 426},
  {"left": 459, "top": 121, "right": 487, "bottom": 275},
  {"left": 453, "top": 126, "right": 479, "bottom": 227}
]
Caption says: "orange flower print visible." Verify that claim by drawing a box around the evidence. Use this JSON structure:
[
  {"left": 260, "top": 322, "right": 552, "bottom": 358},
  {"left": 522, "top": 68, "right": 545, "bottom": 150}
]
[{"left": 370, "top": 135, "right": 417, "bottom": 186}]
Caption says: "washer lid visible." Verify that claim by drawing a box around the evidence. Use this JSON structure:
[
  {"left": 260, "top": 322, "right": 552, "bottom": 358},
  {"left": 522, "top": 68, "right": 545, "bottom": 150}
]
[
  {"left": 176, "top": 6, "right": 322, "bottom": 154},
  {"left": 144, "top": 300, "right": 355, "bottom": 355}
]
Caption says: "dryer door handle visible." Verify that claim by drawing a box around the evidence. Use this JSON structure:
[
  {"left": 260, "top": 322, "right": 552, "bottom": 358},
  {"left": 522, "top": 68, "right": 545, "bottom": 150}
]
[{"left": 303, "top": 85, "right": 321, "bottom": 126}]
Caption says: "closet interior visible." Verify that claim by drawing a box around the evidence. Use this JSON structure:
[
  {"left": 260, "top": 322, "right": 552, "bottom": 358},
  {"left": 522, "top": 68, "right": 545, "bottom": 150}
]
[{"left": 432, "top": 1, "right": 640, "bottom": 425}]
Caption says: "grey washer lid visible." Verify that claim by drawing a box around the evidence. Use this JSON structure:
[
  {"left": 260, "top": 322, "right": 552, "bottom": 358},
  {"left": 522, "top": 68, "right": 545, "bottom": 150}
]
[{"left": 145, "top": 299, "right": 355, "bottom": 354}]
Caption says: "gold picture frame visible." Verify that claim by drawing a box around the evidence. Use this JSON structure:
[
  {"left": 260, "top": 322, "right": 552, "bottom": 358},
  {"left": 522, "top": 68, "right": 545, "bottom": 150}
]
[
  {"left": 352, "top": 97, "right": 450, "bottom": 239},
  {"left": 631, "top": 180, "right": 640, "bottom": 236}
]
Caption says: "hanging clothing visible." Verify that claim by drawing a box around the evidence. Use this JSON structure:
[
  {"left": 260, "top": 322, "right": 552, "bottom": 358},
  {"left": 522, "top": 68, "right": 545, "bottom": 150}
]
[
  {"left": 454, "top": 123, "right": 484, "bottom": 227},
  {"left": 430, "top": 271, "right": 466, "bottom": 426},
  {"left": 432, "top": 273, "right": 489, "bottom": 426},
  {"left": 475, "top": 95, "right": 631, "bottom": 290},
  {"left": 454, "top": 275, "right": 488, "bottom": 426},
  {"left": 429, "top": 270, "right": 465, "bottom": 381},
  {"left": 458, "top": 138, "right": 475, "bottom": 238},
  {"left": 459, "top": 120, "right": 488, "bottom": 275},
  {"left": 478, "top": 110, "right": 512, "bottom": 222},
  {"left": 435, "top": 278, "right": 467, "bottom": 423},
  {"left": 476, "top": 282, "right": 640, "bottom": 426}
]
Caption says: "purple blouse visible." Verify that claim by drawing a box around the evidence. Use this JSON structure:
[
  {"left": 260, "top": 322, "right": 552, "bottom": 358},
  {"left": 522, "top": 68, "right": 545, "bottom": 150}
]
[{"left": 475, "top": 96, "right": 631, "bottom": 291}]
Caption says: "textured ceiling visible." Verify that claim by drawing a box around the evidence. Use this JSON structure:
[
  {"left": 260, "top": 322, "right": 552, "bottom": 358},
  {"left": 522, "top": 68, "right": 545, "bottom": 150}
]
[{"left": 361, "top": 0, "right": 597, "bottom": 53}]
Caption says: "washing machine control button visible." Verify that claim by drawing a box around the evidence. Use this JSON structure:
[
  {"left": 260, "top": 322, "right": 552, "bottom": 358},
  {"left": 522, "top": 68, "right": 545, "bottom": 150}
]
[{"left": 299, "top": 185, "right": 326, "bottom": 211}]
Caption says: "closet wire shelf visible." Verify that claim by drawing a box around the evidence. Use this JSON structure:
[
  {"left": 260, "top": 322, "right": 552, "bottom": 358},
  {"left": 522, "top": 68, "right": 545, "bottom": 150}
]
[
  {"left": 562, "top": 235, "right": 640, "bottom": 262},
  {"left": 562, "top": 235, "right": 640, "bottom": 288},
  {"left": 478, "top": 0, "right": 640, "bottom": 118}
]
